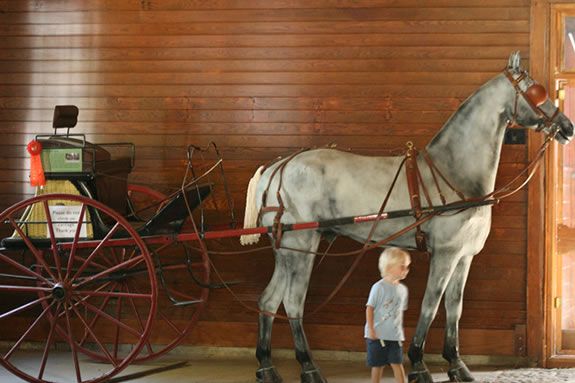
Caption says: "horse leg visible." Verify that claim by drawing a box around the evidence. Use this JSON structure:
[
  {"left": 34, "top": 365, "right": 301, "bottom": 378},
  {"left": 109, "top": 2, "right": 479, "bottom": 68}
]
[
  {"left": 442, "top": 255, "right": 475, "bottom": 382},
  {"left": 281, "top": 232, "right": 326, "bottom": 383},
  {"left": 256, "top": 253, "right": 287, "bottom": 383},
  {"left": 408, "top": 251, "right": 461, "bottom": 383}
]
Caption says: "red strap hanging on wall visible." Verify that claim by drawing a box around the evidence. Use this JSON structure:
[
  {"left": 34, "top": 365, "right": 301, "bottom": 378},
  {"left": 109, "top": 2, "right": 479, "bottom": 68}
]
[{"left": 27, "top": 140, "right": 46, "bottom": 187}]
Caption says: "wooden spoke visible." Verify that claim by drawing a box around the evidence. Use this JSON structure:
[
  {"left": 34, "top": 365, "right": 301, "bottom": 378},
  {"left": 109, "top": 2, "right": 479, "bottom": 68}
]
[
  {"left": 113, "top": 286, "right": 124, "bottom": 360},
  {"left": 69, "top": 299, "right": 118, "bottom": 368},
  {"left": 71, "top": 222, "right": 121, "bottom": 281},
  {"left": 76, "top": 299, "right": 143, "bottom": 339},
  {"left": 37, "top": 302, "right": 62, "bottom": 380},
  {"left": 73, "top": 289, "right": 152, "bottom": 300},
  {"left": 73, "top": 255, "right": 144, "bottom": 289},
  {"left": 77, "top": 282, "right": 117, "bottom": 347},
  {"left": 0, "top": 251, "right": 53, "bottom": 286},
  {"left": 0, "top": 285, "right": 52, "bottom": 294},
  {"left": 8, "top": 216, "right": 57, "bottom": 281},
  {"left": 0, "top": 295, "right": 51, "bottom": 321},
  {"left": 63, "top": 301, "right": 82, "bottom": 383},
  {"left": 124, "top": 282, "right": 154, "bottom": 356},
  {"left": 42, "top": 200, "right": 64, "bottom": 281},
  {"left": 65, "top": 203, "right": 87, "bottom": 282},
  {"left": 4, "top": 301, "right": 55, "bottom": 361}
]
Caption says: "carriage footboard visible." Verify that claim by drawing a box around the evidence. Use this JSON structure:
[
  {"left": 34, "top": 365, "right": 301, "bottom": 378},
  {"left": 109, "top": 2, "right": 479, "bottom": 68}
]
[{"left": 137, "top": 183, "right": 213, "bottom": 236}]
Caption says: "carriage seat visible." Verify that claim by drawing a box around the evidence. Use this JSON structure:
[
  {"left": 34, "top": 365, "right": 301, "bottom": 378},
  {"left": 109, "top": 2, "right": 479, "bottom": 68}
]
[{"left": 38, "top": 105, "right": 134, "bottom": 215}]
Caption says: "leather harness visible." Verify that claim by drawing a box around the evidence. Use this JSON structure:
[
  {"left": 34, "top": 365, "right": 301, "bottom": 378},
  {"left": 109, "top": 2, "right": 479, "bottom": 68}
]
[{"left": 258, "top": 143, "right": 464, "bottom": 253}]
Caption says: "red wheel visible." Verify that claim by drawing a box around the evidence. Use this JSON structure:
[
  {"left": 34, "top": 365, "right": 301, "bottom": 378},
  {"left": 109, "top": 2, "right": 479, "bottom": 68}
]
[
  {"left": 0, "top": 194, "right": 157, "bottom": 383},
  {"left": 124, "top": 184, "right": 210, "bottom": 361}
]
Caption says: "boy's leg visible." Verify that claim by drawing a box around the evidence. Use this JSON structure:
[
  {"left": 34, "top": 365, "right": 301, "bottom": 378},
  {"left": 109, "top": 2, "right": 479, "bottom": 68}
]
[
  {"left": 390, "top": 363, "right": 406, "bottom": 383},
  {"left": 371, "top": 366, "right": 384, "bottom": 383}
]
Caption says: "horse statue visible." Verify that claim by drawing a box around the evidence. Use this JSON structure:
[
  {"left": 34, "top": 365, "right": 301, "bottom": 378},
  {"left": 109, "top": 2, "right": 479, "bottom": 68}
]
[{"left": 240, "top": 52, "right": 574, "bottom": 383}]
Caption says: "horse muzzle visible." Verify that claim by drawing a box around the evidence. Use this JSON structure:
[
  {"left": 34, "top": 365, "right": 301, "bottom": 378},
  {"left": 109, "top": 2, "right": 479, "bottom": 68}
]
[
  {"left": 556, "top": 119, "right": 574, "bottom": 144},
  {"left": 541, "top": 116, "right": 574, "bottom": 145}
]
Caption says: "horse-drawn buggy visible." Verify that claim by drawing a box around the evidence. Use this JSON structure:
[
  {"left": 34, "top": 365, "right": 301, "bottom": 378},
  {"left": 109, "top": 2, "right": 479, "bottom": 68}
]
[{"left": 0, "top": 53, "right": 573, "bottom": 383}]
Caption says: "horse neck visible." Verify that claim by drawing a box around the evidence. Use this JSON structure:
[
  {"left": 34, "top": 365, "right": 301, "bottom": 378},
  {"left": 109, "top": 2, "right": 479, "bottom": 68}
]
[{"left": 425, "top": 75, "right": 513, "bottom": 198}]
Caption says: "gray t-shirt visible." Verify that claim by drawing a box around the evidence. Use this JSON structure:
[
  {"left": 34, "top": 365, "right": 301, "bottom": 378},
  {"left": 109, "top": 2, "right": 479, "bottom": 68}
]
[{"left": 364, "top": 279, "right": 408, "bottom": 341}]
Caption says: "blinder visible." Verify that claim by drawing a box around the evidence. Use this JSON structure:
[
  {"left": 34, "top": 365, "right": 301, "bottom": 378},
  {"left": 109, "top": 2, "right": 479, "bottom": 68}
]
[
  {"left": 524, "top": 83, "right": 548, "bottom": 107},
  {"left": 504, "top": 69, "right": 559, "bottom": 133}
]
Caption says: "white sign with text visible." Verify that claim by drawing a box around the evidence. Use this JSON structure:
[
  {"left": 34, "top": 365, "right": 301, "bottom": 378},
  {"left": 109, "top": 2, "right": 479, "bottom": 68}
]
[{"left": 48, "top": 205, "right": 87, "bottom": 238}]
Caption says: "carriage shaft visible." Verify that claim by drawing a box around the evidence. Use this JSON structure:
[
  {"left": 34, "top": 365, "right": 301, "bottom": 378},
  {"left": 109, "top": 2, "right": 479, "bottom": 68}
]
[{"left": 52, "top": 198, "right": 497, "bottom": 250}]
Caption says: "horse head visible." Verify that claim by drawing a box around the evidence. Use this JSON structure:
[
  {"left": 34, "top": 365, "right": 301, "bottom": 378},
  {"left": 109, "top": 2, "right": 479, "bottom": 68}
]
[{"left": 505, "top": 51, "right": 574, "bottom": 144}]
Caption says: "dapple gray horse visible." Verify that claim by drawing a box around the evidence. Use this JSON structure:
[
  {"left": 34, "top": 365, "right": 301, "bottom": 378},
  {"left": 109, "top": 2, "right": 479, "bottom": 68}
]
[{"left": 240, "top": 52, "right": 574, "bottom": 383}]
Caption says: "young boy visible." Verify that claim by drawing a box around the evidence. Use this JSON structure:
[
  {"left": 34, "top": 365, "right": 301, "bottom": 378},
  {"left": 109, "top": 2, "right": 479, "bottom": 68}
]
[{"left": 365, "top": 247, "right": 411, "bottom": 383}]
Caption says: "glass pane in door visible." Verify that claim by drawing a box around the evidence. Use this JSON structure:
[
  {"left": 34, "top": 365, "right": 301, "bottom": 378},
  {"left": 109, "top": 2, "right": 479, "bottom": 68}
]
[
  {"left": 563, "top": 16, "right": 575, "bottom": 71},
  {"left": 558, "top": 83, "right": 575, "bottom": 350}
]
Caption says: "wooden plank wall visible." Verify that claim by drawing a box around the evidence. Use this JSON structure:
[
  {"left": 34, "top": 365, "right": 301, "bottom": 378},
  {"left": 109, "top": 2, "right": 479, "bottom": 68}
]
[{"left": 0, "top": 0, "right": 531, "bottom": 357}]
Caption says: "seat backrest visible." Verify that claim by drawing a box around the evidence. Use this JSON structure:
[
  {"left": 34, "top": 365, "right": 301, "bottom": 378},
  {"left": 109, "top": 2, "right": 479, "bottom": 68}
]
[{"left": 53, "top": 105, "right": 79, "bottom": 129}]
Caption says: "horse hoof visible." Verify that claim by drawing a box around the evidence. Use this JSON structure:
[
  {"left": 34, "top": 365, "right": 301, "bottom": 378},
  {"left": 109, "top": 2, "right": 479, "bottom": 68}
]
[
  {"left": 256, "top": 366, "right": 283, "bottom": 383},
  {"left": 408, "top": 369, "right": 434, "bottom": 383},
  {"left": 447, "top": 359, "right": 474, "bottom": 382},
  {"left": 300, "top": 368, "right": 327, "bottom": 383}
]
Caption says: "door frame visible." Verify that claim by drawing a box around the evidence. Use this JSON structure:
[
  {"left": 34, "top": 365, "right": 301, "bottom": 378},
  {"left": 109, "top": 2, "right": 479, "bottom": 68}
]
[{"left": 531, "top": 0, "right": 575, "bottom": 368}]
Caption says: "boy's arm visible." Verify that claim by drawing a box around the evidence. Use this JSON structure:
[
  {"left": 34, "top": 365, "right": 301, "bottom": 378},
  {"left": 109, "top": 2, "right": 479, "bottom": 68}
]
[{"left": 366, "top": 305, "right": 377, "bottom": 339}]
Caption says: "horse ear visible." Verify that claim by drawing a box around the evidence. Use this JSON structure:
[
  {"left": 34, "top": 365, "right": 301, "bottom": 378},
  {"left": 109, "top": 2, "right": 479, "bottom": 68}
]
[{"left": 508, "top": 51, "right": 521, "bottom": 71}]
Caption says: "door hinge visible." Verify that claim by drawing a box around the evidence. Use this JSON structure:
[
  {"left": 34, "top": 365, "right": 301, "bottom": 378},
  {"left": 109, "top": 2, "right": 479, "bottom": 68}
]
[{"left": 554, "top": 296, "right": 562, "bottom": 309}]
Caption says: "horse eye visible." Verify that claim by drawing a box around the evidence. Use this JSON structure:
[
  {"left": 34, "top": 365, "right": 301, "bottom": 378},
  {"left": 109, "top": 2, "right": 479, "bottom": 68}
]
[{"left": 525, "top": 84, "right": 548, "bottom": 107}]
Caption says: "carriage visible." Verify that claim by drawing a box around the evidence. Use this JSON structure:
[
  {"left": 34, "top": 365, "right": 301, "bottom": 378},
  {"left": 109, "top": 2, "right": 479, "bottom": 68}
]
[
  {"left": 0, "top": 53, "right": 573, "bottom": 383},
  {"left": 0, "top": 104, "right": 225, "bottom": 383}
]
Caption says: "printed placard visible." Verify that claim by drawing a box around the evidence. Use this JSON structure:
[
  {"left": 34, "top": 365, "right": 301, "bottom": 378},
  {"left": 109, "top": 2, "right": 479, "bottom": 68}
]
[{"left": 48, "top": 205, "right": 87, "bottom": 238}]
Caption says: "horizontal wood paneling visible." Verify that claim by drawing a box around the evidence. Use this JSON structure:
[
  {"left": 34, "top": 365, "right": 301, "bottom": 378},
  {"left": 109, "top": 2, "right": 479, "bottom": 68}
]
[
  {"left": 0, "top": 0, "right": 532, "bottom": 12},
  {"left": 0, "top": 60, "right": 522, "bottom": 73},
  {"left": 0, "top": 34, "right": 529, "bottom": 49},
  {"left": 0, "top": 0, "right": 531, "bottom": 359}
]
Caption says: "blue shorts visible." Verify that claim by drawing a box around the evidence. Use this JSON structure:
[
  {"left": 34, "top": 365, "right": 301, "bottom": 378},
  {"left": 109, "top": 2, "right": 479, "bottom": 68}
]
[{"left": 365, "top": 339, "right": 403, "bottom": 367}]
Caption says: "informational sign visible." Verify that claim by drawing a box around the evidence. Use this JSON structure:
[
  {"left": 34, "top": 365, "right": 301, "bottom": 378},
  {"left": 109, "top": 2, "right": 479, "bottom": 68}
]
[{"left": 48, "top": 205, "right": 87, "bottom": 238}]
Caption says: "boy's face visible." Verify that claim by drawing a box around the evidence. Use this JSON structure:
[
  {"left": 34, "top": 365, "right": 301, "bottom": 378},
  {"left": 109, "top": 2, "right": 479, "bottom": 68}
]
[{"left": 387, "top": 257, "right": 411, "bottom": 281}]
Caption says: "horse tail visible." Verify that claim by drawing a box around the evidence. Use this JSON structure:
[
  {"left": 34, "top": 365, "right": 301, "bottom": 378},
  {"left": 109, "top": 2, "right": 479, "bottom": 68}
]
[{"left": 240, "top": 165, "right": 264, "bottom": 245}]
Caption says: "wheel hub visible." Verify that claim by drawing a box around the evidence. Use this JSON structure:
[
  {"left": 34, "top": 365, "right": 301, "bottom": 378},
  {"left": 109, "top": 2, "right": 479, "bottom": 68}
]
[{"left": 52, "top": 283, "right": 67, "bottom": 301}]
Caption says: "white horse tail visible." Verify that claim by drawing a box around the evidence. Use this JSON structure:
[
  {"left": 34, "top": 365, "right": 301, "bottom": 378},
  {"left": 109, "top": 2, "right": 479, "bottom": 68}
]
[{"left": 240, "top": 165, "right": 264, "bottom": 245}]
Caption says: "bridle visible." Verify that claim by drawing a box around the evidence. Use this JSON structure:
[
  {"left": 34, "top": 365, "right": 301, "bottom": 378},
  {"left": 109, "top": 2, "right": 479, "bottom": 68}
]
[{"left": 503, "top": 68, "right": 561, "bottom": 136}]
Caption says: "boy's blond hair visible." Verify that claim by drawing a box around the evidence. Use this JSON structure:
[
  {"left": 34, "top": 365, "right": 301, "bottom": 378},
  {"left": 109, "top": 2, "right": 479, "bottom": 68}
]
[{"left": 378, "top": 247, "right": 410, "bottom": 277}]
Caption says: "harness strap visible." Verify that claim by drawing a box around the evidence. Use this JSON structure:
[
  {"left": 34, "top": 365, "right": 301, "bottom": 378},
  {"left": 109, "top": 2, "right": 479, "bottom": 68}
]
[
  {"left": 258, "top": 148, "right": 309, "bottom": 248},
  {"left": 421, "top": 149, "right": 466, "bottom": 201},
  {"left": 404, "top": 142, "right": 428, "bottom": 252},
  {"left": 416, "top": 164, "right": 434, "bottom": 208},
  {"left": 421, "top": 150, "right": 446, "bottom": 205}
]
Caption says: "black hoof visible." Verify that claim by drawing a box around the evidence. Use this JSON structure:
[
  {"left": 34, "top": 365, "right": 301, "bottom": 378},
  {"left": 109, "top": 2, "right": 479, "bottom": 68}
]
[
  {"left": 447, "top": 359, "right": 474, "bottom": 382},
  {"left": 408, "top": 367, "right": 434, "bottom": 383},
  {"left": 256, "top": 366, "right": 283, "bottom": 383},
  {"left": 301, "top": 368, "right": 327, "bottom": 383}
]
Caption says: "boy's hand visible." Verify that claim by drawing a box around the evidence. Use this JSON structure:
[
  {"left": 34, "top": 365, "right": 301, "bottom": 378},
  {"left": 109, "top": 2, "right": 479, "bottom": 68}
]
[{"left": 368, "top": 329, "right": 377, "bottom": 339}]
